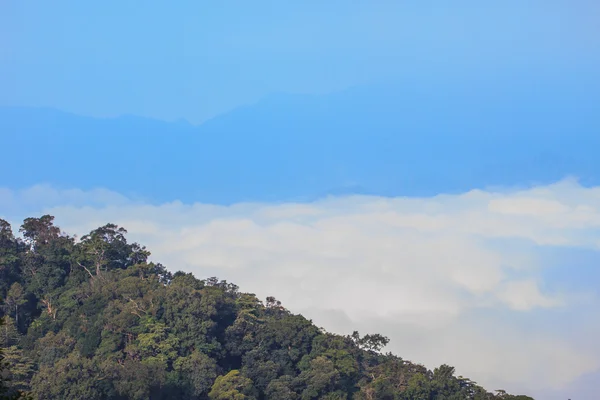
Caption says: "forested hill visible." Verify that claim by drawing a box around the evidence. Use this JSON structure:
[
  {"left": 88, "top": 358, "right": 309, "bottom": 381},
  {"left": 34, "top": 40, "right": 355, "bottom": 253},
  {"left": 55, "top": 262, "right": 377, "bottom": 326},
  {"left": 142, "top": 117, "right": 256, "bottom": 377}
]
[{"left": 0, "top": 215, "right": 533, "bottom": 400}]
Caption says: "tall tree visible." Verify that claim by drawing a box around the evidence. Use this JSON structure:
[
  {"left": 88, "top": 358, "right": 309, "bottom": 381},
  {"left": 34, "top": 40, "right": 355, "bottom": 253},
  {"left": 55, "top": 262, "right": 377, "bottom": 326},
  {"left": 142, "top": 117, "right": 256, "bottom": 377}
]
[
  {"left": 3, "top": 286, "right": 26, "bottom": 329},
  {"left": 0, "top": 220, "right": 22, "bottom": 298},
  {"left": 209, "top": 370, "right": 257, "bottom": 400},
  {"left": 74, "top": 224, "right": 149, "bottom": 281}
]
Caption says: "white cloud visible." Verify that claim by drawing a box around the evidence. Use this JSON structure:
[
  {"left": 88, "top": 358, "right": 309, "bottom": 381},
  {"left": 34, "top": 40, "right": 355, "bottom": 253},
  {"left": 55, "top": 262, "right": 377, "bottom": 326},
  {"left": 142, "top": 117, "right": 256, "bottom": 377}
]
[
  {"left": 497, "top": 279, "right": 564, "bottom": 311},
  {"left": 2, "top": 178, "right": 600, "bottom": 397},
  {"left": 488, "top": 197, "right": 569, "bottom": 216}
]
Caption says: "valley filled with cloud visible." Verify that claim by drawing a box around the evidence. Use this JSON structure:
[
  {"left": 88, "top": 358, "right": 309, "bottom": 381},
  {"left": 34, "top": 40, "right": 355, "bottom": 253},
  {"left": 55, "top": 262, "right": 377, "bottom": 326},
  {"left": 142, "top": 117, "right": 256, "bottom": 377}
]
[{"left": 3, "top": 178, "right": 599, "bottom": 399}]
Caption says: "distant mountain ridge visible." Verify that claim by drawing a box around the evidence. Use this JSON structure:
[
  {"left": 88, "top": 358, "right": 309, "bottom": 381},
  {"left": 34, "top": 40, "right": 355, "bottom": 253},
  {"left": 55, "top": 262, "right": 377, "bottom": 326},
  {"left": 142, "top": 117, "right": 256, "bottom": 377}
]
[{"left": 1, "top": 78, "right": 599, "bottom": 204}]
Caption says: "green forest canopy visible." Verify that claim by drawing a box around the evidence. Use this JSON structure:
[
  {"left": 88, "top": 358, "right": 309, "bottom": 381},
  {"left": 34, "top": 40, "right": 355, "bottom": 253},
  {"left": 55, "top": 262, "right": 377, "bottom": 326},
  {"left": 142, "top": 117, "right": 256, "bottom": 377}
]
[{"left": 0, "top": 215, "right": 534, "bottom": 400}]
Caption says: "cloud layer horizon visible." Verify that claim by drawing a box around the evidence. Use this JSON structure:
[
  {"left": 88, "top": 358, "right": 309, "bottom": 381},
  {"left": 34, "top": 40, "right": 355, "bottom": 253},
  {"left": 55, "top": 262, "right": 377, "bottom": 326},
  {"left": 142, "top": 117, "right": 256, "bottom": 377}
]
[{"left": 2, "top": 178, "right": 599, "bottom": 399}]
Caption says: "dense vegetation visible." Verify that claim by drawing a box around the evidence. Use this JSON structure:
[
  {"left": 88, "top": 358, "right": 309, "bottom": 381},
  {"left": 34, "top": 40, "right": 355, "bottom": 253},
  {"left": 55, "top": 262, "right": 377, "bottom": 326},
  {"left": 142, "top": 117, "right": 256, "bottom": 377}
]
[{"left": 0, "top": 215, "right": 534, "bottom": 399}]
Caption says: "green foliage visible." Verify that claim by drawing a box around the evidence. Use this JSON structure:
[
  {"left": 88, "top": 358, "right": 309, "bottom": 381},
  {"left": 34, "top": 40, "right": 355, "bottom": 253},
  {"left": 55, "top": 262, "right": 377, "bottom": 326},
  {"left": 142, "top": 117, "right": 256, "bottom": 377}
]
[
  {"left": 30, "top": 352, "right": 103, "bottom": 400},
  {"left": 265, "top": 374, "right": 298, "bottom": 400},
  {"left": 350, "top": 331, "right": 390, "bottom": 353},
  {"left": 209, "top": 370, "right": 257, "bottom": 400},
  {"left": 0, "top": 315, "right": 8, "bottom": 397},
  {"left": 1, "top": 346, "right": 34, "bottom": 394},
  {"left": 174, "top": 350, "right": 219, "bottom": 398},
  {"left": 0, "top": 314, "right": 32, "bottom": 400},
  {"left": 0, "top": 216, "right": 535, "bottom": 400},
  {"left": 298, "top": 356, "right": 342, "bottom": 399}
]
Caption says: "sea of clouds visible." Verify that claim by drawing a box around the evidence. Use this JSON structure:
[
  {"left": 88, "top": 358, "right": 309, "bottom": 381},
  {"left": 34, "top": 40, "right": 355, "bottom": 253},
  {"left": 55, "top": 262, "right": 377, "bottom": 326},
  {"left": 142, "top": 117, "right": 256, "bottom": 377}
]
[{"left": 2, "top": 178, "right": 599, "bottom": 399}]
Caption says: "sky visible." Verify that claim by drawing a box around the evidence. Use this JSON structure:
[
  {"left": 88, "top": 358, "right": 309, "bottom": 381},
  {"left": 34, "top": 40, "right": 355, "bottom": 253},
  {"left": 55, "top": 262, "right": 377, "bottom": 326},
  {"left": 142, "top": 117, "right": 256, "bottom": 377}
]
[
  {"left": 2, "top": 1, "right": 600, "bottom": 399},
  {"left": 2, "top": 0, "right": 599, "bottom": 123}
]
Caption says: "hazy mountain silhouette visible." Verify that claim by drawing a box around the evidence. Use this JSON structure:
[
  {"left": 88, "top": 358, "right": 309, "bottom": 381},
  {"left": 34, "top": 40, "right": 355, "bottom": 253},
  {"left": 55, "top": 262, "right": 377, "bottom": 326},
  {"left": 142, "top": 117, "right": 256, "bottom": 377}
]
[{"left": 2, "top": 77, "right": 599, "bottom": 204}]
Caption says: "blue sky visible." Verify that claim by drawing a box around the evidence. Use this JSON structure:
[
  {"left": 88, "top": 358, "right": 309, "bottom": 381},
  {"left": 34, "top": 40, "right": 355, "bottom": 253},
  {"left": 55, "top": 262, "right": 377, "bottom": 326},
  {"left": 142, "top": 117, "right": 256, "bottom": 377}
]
[
  {"left": 2, "top": 1, "right": 600, "bottom": 399},
  {"left": 2, "top": 0, "right": 599, "bottom": 123}
]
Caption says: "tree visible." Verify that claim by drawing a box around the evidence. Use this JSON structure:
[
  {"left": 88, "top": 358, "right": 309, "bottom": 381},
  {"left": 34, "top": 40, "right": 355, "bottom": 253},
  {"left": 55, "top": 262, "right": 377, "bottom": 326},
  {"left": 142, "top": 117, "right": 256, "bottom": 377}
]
[
  {"left": 3, "top": 285, "right": 26, "bottom": 329},
  {"left": 110, "top": 358, "right": 167, "bottom": 400},
  {"left": 0, "top": 317, "right": 19, "bottom": 349},
  {"left": 265, "top": 375, "right": 299, "bottom": 400},
  {"left": 128, "top": 318, "right": 179, "bottom": 366},
  {"left": 34, "top": 331, "right": 76, "bottom": 367},
  {"left": 19, "top": 216, "right": 60, "bottom": 250},
  {"left": 75, "top": 224, "right": 149, "bottom": 281},
  {"left": 30, "top": 352, "right": 104, "bottom": 400},
  {"left": 430, "top": 364, "right": 463, "bottom": 399},
  {"left": 350, "top": 331, "right": 390, "bottom": 353},
  {"left": 401, "top": 372, "right": 432, "bottom": 400},
  {"left": 174, "top": 350, "right": 219, "bottom": 398},
  {"left": 209, "top": 370, "right": 257, "bottom": 400},
  {"left": 0, "top": 315, "right": 9, "bottom": 398},
  {"left": 1, "top": 347, "right": 33, "bottom": 394},
  {"left": 0, "top": 220, "right": 22, "bottom": 298},
  {"left": 0, "top": 315, "right": 31, "bottom": 400},
  {"left": 298, "top": 356, "right": 341, "bottom": 399},
  {"left": 0, "top": 220, "right": 13, "bottom": 242},
  {"left": 18, "top": 216, "right": 73, "bottom": 299}
]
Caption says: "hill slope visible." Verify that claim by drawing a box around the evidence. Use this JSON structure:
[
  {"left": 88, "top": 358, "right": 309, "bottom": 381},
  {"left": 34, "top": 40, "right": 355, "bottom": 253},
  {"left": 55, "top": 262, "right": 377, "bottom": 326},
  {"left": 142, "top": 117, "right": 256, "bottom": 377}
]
[{"left": 0, "top": 215, "right": 534, "bottom": 399}]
